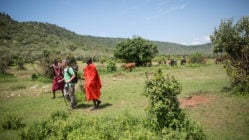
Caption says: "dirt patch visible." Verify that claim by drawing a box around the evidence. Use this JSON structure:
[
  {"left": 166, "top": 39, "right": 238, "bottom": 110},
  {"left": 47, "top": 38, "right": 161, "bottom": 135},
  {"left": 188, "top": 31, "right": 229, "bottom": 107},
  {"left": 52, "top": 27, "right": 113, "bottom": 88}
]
[{"left": 179, "top": 95, "right": 213, "bottom": 108}]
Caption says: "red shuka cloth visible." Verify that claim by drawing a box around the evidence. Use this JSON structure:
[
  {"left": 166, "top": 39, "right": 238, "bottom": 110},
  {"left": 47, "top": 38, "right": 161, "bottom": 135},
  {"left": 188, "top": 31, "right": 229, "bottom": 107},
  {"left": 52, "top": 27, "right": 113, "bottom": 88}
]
[
  {"left": 52, "top": 66, "right": 64, "bottom": 92},
  {"left": 83, "top": 64, "right": 102, "bottom": 101}
]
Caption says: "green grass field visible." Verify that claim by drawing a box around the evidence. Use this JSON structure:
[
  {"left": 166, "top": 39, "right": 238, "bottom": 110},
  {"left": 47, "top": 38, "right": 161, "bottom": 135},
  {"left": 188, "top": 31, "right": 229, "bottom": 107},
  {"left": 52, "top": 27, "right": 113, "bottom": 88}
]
[{"left": 0, "top": 60, "right": 249, "bottom": 139}]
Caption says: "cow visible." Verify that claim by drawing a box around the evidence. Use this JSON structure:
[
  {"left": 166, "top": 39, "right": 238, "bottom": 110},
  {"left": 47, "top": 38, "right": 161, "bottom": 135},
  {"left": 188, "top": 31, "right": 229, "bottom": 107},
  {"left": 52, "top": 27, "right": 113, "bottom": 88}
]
[
  {"left": 124, "top": 63, "right": 136, "bottom": 72},
  {"left": 169, "top": 59, "right": 177, "bottom": 66},
  {"left": 180, "top": 59, "right": 186, "bottom": 65},
  {"left": 215, "top": 58, "right": 223, "bottom": 64},
  {"left": 203, "top": 58, "right": 208, "bottom": 64}
]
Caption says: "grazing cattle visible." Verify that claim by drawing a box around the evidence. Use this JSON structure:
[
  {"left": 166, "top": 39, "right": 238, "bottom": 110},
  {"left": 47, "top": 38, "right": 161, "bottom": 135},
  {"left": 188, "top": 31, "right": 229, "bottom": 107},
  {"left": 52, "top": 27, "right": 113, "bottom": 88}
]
[
  {"left": 203, "top": 59, "right": 208, "bottom": 64},
  {"left": 215, "top": 58, "right": 223, "bottom": 64},
  {"left": 124, "top": 63, "right": 136, "bottom": 71},
  {"left": 180, "top": 59, "right": 186, "bottom": 65},
  {"left": 169, "top": 59, "right": 177, "bottom": 66}
]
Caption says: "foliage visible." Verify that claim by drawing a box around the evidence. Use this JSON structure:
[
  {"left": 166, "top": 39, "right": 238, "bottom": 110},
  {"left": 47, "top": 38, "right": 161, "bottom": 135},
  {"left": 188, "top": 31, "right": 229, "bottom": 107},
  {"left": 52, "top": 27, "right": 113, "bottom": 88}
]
[
  {"left": 153, "top": 55, "right": 168, "bottom": 65},
  {"left": 67, "top": 44, "right": 77, "bottom": 51},
  {"left": 144, "top": 69, "right": 206, "bottom": 139},
  {"left": 19, "top": 110, "right": 206, "bottom": 140},
  {"left": 106, "top": 59, "right": 117, "bottom": 73},
  {"left": 114, "top": 37, "right": 158, "bottom": 66},
  {"left": 188, "top": 53, "right": 205, "bottom": 64},
  {"left": 144, "top": 68, "right": 185, "bottom": 130},
  {"left": 50, "top": 110, "right": 68, "bottom": 121},
  {"left": 0, "top": 49, "right": 13, "bottom": 74},
  {"left": 0, "top": 12, "right": 213, "bottom": 66},
  {"left": 210, "top": 16, "right": 249, "bottom": 94},
  {"left": 38, "top": 49, "right": 61, "bottom": 78},
  {"left": 1, "top": 112, "right": 25, "bottom": 130},
  {"left": 31, "top": 73, "right": 52, "bottom": 83}
]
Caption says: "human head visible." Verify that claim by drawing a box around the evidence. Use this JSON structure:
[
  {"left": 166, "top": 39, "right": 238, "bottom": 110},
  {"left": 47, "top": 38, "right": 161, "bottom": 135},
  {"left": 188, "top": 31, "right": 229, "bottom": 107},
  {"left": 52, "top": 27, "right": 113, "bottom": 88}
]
[
  {"left": 53, "top": 59, "right": 58, "bottom": 65},
  {"left": 86, "top": 57, "right": 92, "bottom": 65},
  {"left": 61, "top": 59, "right": 68, "bottom": 68}
]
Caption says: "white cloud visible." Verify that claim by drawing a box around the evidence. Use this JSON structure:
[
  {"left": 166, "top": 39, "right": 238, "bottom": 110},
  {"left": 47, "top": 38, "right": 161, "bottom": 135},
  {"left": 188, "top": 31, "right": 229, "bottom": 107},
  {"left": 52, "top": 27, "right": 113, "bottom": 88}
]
[
  {"left": 190, "top": 35, "right": 211, "bottom": 45},
  {"left": 145, "top": 1, "right": 187, "bottom": 20}
]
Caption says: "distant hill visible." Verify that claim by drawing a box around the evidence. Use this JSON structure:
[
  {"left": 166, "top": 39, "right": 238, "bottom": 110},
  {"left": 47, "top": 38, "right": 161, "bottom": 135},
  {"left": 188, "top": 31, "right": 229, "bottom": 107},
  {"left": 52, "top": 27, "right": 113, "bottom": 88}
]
[{"left": 0, "top": 12, "right": 213, "bottom": 58}]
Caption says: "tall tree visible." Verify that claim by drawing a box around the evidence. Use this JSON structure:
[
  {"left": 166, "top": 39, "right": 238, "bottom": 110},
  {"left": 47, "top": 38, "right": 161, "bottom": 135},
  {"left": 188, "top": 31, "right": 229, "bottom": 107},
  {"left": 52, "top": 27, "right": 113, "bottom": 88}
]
[
  {"left": 210, "top": 16, "right": 249, "bottom": 94},
  {"left": 114, "top": 37, "right": 158, "bottom": 66}
]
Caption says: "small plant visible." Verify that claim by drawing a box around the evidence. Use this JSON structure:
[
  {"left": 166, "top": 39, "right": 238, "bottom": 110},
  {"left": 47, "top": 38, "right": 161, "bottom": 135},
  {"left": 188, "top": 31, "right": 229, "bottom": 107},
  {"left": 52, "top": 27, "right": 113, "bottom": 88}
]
[
  {"left": 50, "top": 110, "right": 68, "bottom": 121},
  {"left": 1, "top": 112, "right": 25, "bottom": 130},
  {"left": 144, "top": 69, "right": 206, "bottom": 139},
  {"left": 144, "top": 68, "right": 185, "bottom": 131},
  {"left": 31, "top": 74, "right": 52, "bottom": 83},
  {"left": 106, "top": 60, "right": 117, "bottom": 73},
  {"left": 31, "top": 73, "right": 38, "bottom": 80}
]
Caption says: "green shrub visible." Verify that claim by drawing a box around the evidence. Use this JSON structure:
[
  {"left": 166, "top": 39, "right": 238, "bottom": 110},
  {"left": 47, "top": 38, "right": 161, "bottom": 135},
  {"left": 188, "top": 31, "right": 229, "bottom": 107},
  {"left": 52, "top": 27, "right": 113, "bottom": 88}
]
[
  {"left": 31, "top": 73, "right": 38, "bottom": 80},
  {"left": 231, "top": 82, "right": 249, "bottom": 95},
  {"left": 31, "top": 73, "right": 52, "bottom": 83},
  {"left": 144, "top": 68, "right": 185, "bottom": 131},
  {"left": 50, "top": 110, "right": 68, "bottom": 121},
  {"left": 106, "top": 60, "right": 117, "bottom": 73},
  {"left": 188, "top": 53, "right": 205, "bottom": 64},
  {"left": 185, "top": 120, "right": 206, "bottom": 140},
  {"left": 1, "top": 112, "right": 25, "bottom": 130},
  {"left": 144, "top": 69, "right": 206, "bottom": 139},
  {"left": 0, "top": 49, "right": 13, "bottom": 74},
  {"left": 19, "top": 106, "right": 206, "bottom": 139}
]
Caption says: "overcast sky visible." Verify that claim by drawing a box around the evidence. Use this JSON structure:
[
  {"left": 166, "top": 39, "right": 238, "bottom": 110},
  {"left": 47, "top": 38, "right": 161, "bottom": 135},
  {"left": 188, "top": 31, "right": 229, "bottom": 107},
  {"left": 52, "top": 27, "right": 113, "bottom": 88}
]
[{"left": 1, "top": 0, "right": 249, "bottom": 45}]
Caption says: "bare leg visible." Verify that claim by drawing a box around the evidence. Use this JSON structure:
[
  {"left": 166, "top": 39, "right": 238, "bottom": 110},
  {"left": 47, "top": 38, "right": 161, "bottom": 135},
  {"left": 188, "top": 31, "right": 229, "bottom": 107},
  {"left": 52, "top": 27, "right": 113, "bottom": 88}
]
[
  {"left": 61, "top": 89, "right": 64, "bottom": 97},
  {"left": 51, "top": 91, "right": 55, "bottom": 99}
]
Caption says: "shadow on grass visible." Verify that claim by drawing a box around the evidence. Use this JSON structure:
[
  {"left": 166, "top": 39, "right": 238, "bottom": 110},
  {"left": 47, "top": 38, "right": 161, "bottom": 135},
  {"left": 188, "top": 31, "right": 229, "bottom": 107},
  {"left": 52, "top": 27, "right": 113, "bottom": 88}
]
[
  {"left": 98, "top": 103, "right": 112, "bottom": 110},
  {"left": 76, "top": 103, "right": 92, "bottom": 109},
  {"left": 76, "top": 102, "right": 113, "bottom": 110}
]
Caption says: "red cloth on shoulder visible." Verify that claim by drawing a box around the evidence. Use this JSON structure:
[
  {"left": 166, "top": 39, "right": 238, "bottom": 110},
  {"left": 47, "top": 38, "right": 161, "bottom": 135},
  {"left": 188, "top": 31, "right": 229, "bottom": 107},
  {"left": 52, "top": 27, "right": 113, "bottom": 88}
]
[{"left": 83, "top": 64, "right": 102, "bottom": 101}]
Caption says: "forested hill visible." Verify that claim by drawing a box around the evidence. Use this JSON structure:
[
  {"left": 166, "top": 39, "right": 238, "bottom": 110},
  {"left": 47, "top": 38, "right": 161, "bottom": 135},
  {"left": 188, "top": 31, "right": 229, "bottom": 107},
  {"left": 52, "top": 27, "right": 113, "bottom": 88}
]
[{"left": 0, "top": 13, "right": 213, "bottom": 57}]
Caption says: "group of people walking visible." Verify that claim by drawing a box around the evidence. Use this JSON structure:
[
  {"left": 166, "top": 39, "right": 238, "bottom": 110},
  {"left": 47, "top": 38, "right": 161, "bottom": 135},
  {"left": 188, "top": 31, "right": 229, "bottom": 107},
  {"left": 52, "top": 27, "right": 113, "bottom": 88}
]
[{"left": 49, "top": 58, "right": 101, "bottom": 110}]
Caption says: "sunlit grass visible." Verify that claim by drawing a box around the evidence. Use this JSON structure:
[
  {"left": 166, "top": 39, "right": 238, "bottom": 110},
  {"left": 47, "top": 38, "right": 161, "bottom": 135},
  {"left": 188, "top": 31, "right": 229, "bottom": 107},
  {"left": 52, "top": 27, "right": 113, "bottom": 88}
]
[{"left": 0, "top": 61, "right": 248, "bottom": 139}]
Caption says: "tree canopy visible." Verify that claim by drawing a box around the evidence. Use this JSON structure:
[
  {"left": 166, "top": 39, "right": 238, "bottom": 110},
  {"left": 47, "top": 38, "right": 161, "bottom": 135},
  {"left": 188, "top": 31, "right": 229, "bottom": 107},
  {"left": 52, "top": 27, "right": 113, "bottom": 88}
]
[
  {"left": 114, "top": 37, "right": 158, "bottom": 66},
  {"left": 210, "top": 16, "right": 249, "bottom": 94}
]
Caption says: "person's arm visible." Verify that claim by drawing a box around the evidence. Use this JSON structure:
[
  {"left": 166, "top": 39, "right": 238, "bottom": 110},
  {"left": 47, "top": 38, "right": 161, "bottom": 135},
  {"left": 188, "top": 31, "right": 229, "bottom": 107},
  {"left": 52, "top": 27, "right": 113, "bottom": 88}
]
[
  {"left": 66, "top": 67, "right": 75, "bottom": 83},
  {"left": 58, "top": 78, "right": 64, "bottom": 83},
  {"left": 66, "top": 74, "right": 75, "bottom": 83}
]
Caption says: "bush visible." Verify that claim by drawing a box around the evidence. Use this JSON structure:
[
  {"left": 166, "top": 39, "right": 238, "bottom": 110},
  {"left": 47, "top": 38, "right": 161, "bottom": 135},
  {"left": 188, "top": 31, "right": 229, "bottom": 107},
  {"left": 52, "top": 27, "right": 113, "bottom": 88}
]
[
  {"left": 144, "top": 68, "right": 184, "bottom": 131},
  {"left": 106, "top": 60, "right": 117, "bottom": 73},
  {"left": 188, "top": 53, "right": 205, "bottom": 64},
  {"left": 0, "top": 49, "right": 13, "bottom": 74},
  {"left": 50, "top": 110, "right": 68, "bottom": 121},
  {"left": 144, "top": 69, "right": 206, "bottom": 139},
  {"left": 1, "top": 112, "right": 25, "bottom": 130},
  {"left": 231, "top": 82, "right": 249, "bottom": 95},
  {"left": 31, "top": 73, "right": 52, "bottom": 83},
  {"left": 31, "top": 73, "right": 38, "bottom": 80},
  {"left": 211, "top": 17, "right": 249, "bottom": 92},
  {"left": 19, "top": 109, "right": 206, "bottom": 140}
]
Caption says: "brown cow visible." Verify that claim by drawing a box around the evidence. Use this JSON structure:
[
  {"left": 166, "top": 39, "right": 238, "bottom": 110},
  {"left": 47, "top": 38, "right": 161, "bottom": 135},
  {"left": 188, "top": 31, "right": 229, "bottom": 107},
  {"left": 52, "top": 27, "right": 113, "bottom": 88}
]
[
  {"left": 124, "top": 63, "right": 136, "bottom": 72},
  {"left": 180, "top": 59, "right": 186, "bottom": 65}
]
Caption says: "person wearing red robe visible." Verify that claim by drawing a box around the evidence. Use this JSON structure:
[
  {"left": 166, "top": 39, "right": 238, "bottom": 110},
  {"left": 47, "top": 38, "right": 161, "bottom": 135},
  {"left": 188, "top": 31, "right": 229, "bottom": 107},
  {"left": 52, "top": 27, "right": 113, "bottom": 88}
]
[
  {"left": 83, "top": 58, "right": 102, "bottom": 110},
  {"left": 50, "top": 59, "right": 64, "bottom": 99}
]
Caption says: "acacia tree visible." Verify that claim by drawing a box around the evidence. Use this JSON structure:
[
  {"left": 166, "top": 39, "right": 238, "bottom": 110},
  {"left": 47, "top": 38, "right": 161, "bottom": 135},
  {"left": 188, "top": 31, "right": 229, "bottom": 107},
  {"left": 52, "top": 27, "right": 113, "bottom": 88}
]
[
  {"left": 114, "top": 37, "right": 158, "bottom": 66},
  {"left": 210, "top": 16, "right": 249, "bottom": 93}
]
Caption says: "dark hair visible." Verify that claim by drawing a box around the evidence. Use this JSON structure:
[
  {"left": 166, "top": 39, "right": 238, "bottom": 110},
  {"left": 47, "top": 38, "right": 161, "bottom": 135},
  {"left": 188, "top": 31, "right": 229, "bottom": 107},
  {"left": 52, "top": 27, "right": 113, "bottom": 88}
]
[
  {"left": 53, "top": 59, "right": 58, "bottom": 64},
  {"left": 86, "top": 57, "right": 92, "bottom": 65}
]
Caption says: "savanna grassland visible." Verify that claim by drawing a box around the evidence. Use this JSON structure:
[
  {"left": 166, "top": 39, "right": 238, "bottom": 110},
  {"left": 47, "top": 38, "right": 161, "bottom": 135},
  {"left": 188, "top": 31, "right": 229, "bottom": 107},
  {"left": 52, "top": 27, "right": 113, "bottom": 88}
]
[{"left": 0, "top": 60, "right": 249, "bottom": 140}]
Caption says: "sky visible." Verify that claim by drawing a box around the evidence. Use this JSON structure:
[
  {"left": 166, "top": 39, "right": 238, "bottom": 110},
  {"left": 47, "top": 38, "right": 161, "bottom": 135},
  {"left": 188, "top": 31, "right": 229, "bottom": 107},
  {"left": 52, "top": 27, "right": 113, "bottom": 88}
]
[{"left": 1, "top": 0, "right": 249, "bottom": 45}]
